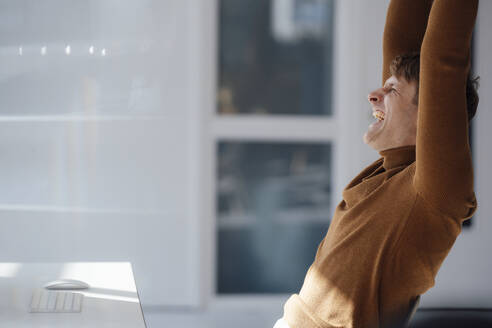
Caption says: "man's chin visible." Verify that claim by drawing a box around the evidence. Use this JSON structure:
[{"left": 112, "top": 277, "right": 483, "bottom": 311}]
[
  {"left": 363, "top": 131, "right": 374, "bottom": 144},
  {"left": 364, "top": 120, "right": 385, "bottom": 144},
  {"left": 363, "top": 132, "right": 381, "bottom": 150}
]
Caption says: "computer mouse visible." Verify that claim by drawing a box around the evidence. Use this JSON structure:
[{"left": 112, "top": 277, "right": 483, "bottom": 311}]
[{"left": 44, "top": 279, "right": 90, "bottom": 290}]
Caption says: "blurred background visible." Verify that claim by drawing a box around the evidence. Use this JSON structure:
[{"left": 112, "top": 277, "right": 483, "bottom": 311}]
[{"left": 0, "top": 0, "right": 491, "bottom": 327}]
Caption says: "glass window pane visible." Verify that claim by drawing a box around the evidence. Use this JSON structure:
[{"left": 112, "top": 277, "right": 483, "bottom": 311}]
[
  {"left": 217, "top": 141, "right": 332, "bottom": 294},
  {"left": 218, "top": 0, "right": 334, "bottom": 116}
]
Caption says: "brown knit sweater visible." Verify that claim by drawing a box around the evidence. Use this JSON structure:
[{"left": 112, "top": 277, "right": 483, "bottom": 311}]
[{"left": 281, "top": 1, "right": 478, "bottom": 327}]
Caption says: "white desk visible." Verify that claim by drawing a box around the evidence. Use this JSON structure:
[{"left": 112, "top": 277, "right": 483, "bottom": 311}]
[{"left": 0, "top": 262, "right": 146, "bottom": 327}]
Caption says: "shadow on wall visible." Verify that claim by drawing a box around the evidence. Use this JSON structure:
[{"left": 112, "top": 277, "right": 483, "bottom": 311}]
[{"left": 409, "top": 311, "right": 492, "bottom": 328}]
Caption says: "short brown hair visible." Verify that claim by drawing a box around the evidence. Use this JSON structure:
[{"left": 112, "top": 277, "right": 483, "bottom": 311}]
[{"left": 389, "top": 52, "right": 479, "bottom": 122}]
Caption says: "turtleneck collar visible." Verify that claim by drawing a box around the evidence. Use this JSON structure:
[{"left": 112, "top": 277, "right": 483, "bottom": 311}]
[{"left": 379, "top": 145, "right": 416, "bottom": 171}]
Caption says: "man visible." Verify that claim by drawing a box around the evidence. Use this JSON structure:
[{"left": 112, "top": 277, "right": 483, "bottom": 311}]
[{"left": 274, "top": 0, "right": 478, "bottom": 327}]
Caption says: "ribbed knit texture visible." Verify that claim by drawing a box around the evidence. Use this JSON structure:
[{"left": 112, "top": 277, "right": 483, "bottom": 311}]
[{"left": 281, "top": 1, "right": 478, "bottom": 327}]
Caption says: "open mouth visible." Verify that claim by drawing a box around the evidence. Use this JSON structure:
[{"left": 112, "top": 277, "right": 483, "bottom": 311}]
[{"left": 372, "top": 110, "right": 385, "bottom": 121}]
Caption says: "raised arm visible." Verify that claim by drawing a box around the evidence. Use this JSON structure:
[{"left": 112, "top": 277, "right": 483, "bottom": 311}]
[
  {"left": 414, "top": 0, "right": 478, "bottom": 219},
  {"left": 382, "top": 0, "right": 433, "bottom": 84}
]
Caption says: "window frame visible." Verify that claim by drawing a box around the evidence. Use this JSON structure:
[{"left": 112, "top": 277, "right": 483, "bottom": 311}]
[{"left": 198, "top": 0, "right": 386, "bottom": 310}]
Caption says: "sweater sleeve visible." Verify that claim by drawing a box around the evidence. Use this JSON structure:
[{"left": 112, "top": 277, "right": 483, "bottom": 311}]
[
  {"left": 382, "top": 0, "right": 433, "bottom": 84},
  {"left": 413, "top": 0, "right": 478, "bottom": 219}
]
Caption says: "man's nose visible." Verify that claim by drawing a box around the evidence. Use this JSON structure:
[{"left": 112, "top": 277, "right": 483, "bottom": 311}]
[{"left": 368, "top": 90, "right": 382, "bottom": 104}]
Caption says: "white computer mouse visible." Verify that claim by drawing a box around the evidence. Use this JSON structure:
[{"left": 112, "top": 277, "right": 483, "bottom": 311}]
[{"left": 44, "top": 279, "right": 90, "bottom": 290}]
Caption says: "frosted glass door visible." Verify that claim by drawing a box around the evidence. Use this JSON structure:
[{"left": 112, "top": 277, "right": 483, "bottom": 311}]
[{"left": 0, "top": 0, "right": 201, "bottom": 307}]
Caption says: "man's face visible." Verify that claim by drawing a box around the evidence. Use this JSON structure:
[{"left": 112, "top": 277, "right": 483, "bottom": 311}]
[{"left": 363, "top": 75, "right": 418, "bottom": 151}]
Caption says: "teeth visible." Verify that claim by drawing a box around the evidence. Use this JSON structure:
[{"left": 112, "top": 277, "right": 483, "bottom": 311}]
[{"left": 372, "top": 111, "right": 385, "bottom": 121}]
